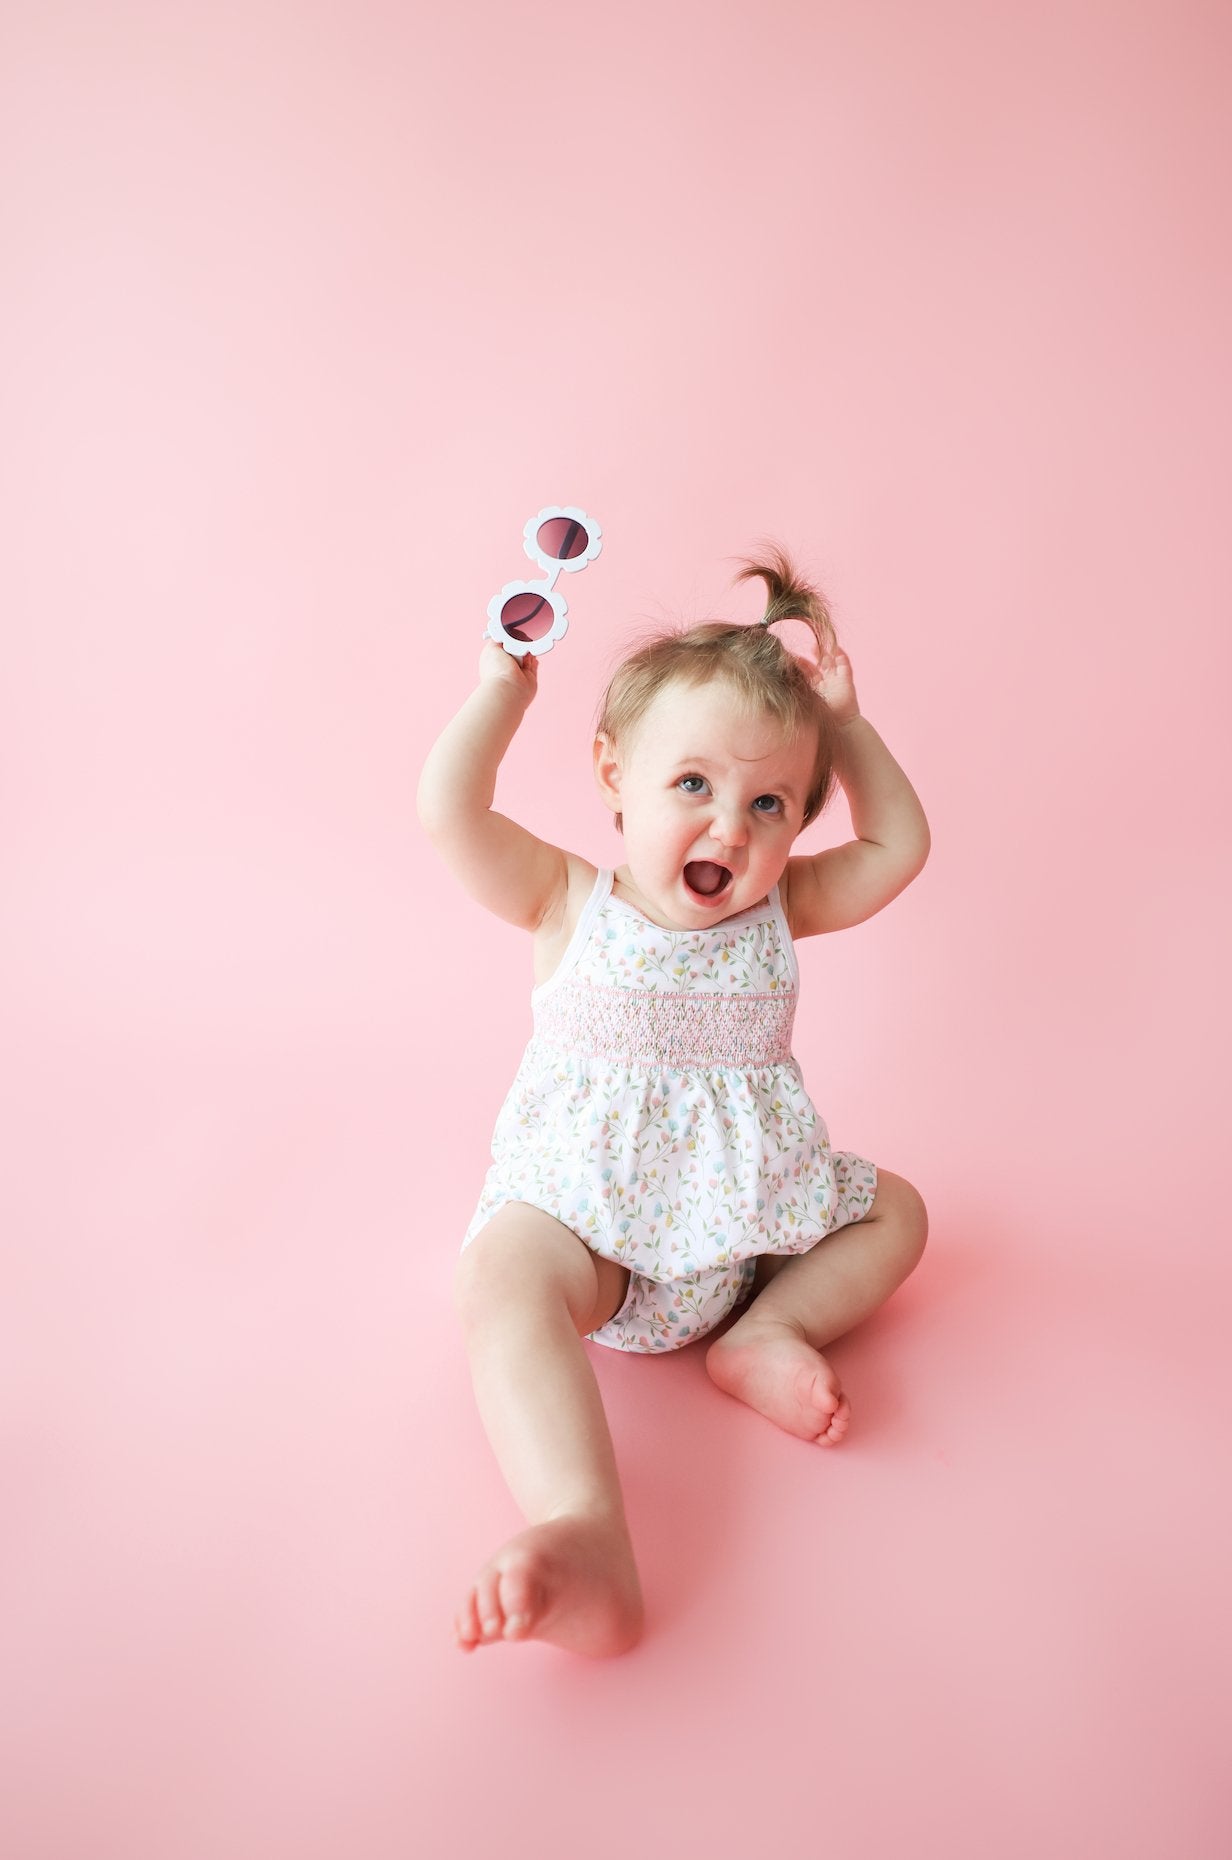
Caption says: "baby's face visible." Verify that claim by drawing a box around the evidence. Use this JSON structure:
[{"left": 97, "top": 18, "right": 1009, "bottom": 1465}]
[{"left": 594, "top": 677, "right": 817, "bottom": 930}]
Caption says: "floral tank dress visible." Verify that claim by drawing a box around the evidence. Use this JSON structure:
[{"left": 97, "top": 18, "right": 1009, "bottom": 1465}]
[{"left": 462, "top": 868, "right": 878, "bottom": 1353}]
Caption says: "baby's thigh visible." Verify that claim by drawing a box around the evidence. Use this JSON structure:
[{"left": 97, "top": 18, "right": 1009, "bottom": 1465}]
[{"left": 455, "top": 1202, "right": 631, "bottom": 1338}]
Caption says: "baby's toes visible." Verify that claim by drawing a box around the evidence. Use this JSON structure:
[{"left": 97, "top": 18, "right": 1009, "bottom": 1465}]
[
  {"left": 818, "top": 1395, "right": 851, "bottom": 1446},
  {"left": 474, "top": 1568, "right": 508, "bottom": 1642},
  {"left": 455, "top": 1590, "right": 483, "bottom": 1651},
  {"left": 497, "top": 1567, "right": 537, "bottom": 1639},
  {"left": 802, "top": 1367, "right": 839, "bottom": 1423}
]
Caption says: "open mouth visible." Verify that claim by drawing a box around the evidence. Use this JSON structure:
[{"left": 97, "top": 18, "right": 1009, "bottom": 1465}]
[{"left": 683, "top": 860, "right": 733, "bottom": 902}]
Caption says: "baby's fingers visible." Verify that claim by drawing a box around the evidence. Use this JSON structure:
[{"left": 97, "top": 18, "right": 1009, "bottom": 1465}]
[{"left": 478, "top": 637, "right": 539, "bottom": 697}]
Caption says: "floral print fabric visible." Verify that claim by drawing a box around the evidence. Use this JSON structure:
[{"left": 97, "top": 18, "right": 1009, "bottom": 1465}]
[{"left": 462, "top": 869, "right": 877, "bottom": 1353}]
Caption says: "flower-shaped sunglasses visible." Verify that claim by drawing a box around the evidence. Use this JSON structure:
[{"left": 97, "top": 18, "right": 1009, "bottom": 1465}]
[{"left": 486, "top": 505, "right": 603, "bottom": 657}]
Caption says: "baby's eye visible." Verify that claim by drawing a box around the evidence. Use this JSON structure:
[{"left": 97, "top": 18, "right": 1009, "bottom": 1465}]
[
  {"left": 752, "top": 794, "right": 784, "bottom": 815},
  {"left": 677, "top": 775, "right": 708, "bottom": 795}
]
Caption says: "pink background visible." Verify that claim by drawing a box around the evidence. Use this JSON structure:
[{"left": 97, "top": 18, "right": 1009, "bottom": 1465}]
[{"left": 4, "top": 2, "right": 1230, "bottom": 1855}]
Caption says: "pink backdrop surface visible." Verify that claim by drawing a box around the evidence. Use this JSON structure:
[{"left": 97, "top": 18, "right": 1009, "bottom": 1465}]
[{"left": 3, "top": 2, "right": 1229, "bottom": 1856}]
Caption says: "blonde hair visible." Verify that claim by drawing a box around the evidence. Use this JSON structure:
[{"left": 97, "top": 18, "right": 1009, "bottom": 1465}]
[{"left": 597, "top": 544, "right": 842, "bottom": 827}]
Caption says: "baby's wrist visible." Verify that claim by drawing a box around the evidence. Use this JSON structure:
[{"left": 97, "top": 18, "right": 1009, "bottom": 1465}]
[{"left": 476, "top": 673, "right": 532, "bottom": 717}]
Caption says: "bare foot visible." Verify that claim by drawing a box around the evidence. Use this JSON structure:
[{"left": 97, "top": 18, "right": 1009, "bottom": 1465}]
[
  {"left": 454, "top": 1511, "right": 644, "bottom": 1657},
  {"left": 705, "top": 1321, "right": 851, "bottom": 1445}
]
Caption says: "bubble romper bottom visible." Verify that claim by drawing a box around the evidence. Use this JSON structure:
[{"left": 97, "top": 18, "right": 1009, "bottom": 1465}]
[{"left": 462, "top": 868, "right": 878, "bottom": 1354}]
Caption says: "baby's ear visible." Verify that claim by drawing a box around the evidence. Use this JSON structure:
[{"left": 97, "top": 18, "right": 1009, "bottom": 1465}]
[{"left": 593, "top": 734, "right": 623, "bottom": 814}]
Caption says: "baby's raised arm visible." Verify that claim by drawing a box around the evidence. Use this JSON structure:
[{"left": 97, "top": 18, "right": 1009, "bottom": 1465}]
[
  {"left": 784, "top": 648, "right": 931, "bottom": 938},
  {"left": 417, "top": 641, "right": 571, "bottom": 931}
]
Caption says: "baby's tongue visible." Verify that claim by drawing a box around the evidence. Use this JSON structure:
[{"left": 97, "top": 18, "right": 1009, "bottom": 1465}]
[{"left": 685, "top": 861, "right": 729, "bottom": 896}]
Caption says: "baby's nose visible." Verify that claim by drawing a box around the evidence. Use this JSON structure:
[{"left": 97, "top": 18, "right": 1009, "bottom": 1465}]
[{"left": 711, "top": 806, "right": 747, "bottom": 848}]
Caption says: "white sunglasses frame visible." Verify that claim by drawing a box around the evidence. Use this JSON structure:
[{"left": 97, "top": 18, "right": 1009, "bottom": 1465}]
[{"left": 485, "top": 506, "right": 603, "bottom": 657}]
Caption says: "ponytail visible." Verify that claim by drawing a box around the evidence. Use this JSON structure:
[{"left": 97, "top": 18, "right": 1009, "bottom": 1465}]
[{"left": 731, "top": 542, "right": 838, "bottom": 663}]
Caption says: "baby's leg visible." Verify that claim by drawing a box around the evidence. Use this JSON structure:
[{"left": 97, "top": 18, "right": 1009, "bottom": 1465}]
[
  {"left": 706, "top": 1170, "right": 927, "bottom": 1445},
  {"left": 451, "top": 1205, "right": 643, "bottom": 1657}
]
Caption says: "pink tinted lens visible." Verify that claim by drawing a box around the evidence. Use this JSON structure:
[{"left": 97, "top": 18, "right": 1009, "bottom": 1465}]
[
  {"left": 535, "top": 517, "right": 588, "bottom": 560},
  {"left": 500, "top": 592, "right": 554, "bottom": 641}
]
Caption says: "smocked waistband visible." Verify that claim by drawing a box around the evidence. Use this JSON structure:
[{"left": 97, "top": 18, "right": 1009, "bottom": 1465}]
[{"left": 533, "top": 980, "right": 795, "bottom": 1069}]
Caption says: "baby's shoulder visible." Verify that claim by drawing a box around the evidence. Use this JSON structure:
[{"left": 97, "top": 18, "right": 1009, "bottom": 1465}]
[{"left": 776, "top": 858, "right": 803, "bottom": 932}]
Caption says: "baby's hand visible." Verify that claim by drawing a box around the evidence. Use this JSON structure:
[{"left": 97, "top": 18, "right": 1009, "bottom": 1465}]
[
  {"left": 813, "top": 648, "right": 860, "bottom": 725},
  {"left": 479, "top": 638, "right": 539, "bottom": 709}
]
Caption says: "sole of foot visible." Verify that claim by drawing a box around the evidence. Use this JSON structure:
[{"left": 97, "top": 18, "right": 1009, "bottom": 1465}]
[{"left": 706, "top": 1324, "right": 851, "bottom": 1444}]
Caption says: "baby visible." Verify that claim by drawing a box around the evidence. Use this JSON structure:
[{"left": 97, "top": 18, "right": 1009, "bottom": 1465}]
[{"left": 417, "top": 546, "right": 930, "bottom": 1657}]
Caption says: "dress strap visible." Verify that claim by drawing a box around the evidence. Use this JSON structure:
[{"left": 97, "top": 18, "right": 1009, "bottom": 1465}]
[
  {"left": 532, "top": 868, "right": 613, "bottom": 1000},
  {"left": 768, "top": 882, "right": 801, "bottom": 991}
]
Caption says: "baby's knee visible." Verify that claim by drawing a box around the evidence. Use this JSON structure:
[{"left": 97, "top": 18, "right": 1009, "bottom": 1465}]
[
  {"left": 453, "top": 1231, "right": 516, "bottom": 1324},
  {"left": 905, "top": 1189, "right": 929, "bottom": 1271},
  {"left": 872, "top": 1170, "right": 929, "bottom": 1262},
  {"left": 899, "top": 1175, "right": 928, "bottom": 1240},
  {"left": 453, "top": 1207, "right": 611, "bottom": 1335}
]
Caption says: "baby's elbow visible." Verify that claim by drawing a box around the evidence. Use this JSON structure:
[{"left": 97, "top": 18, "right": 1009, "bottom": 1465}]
[
  {"left": 890, "top": 829, "right": 929, "bottom": 883},
  {"left": 904, "top": 810, "right": 930, "bottom": 874}
]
